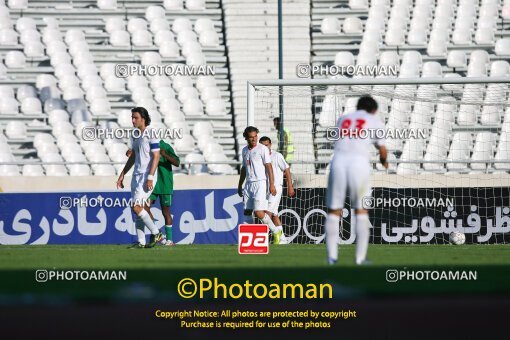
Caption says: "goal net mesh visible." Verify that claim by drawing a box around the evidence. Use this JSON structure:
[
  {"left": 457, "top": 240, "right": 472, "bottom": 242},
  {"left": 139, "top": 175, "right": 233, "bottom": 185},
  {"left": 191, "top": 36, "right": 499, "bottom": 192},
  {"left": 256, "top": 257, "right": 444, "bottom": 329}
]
[{"left": 251, "top": 81, "right": 510, "bottom": 245}]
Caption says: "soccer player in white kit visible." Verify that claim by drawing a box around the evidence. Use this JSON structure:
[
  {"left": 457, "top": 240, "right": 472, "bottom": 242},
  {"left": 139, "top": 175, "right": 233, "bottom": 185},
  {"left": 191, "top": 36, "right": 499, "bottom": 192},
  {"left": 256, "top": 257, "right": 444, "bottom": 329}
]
[
  {"left": 116, "top": 107, "right": 163, "bottom": 248},
  {"left": 259, "top": 136, "right": 295, "bottom": 244},
  {"left": 325, "top": 96, "right": 388, "bottom": 265},
  {"left": 237, "top": 126, "right": 280, "bottom": 239}
]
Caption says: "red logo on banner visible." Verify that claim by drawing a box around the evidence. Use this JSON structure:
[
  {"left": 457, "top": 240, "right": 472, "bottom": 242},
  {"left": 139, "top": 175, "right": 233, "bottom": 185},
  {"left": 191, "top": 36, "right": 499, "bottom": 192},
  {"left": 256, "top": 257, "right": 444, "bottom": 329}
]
[{"left": 238, "top": 224, "right": 269, "bottom": 254}]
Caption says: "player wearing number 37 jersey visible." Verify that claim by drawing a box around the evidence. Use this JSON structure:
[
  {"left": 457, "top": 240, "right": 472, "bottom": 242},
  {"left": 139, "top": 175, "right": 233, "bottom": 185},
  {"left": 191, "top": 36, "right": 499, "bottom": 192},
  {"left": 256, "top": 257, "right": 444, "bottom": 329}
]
[{"left": 325, "top": 96, "right": 388, "bottom": 265}]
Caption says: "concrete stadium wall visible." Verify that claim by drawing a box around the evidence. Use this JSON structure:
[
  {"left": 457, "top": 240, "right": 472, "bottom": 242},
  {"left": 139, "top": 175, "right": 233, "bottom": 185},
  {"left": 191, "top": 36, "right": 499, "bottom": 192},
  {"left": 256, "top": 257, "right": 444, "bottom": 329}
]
[{"left": 1, "top": 174, "right": 509, "bottom": 192}]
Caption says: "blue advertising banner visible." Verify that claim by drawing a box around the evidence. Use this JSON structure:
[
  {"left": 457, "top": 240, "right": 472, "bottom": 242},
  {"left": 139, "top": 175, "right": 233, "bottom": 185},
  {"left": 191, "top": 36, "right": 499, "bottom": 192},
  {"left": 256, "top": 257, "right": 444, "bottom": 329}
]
[{"left": 0, "top": 189, "right": 244, "bottom": 245}]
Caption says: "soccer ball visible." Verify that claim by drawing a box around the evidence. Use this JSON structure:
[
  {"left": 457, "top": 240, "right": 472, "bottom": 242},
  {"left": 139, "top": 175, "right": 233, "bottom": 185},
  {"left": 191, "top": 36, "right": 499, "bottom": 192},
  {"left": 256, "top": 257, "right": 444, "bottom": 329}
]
[{"left": 449, "top": 232, "right": 466, "bottom": 245}]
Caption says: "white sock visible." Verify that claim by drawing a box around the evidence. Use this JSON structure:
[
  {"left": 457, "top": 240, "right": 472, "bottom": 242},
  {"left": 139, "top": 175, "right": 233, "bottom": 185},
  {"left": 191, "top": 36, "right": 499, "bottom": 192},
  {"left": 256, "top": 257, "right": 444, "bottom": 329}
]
[
  {"left": 261, "top": 214, "right": 278, "bottom": 233},
  {"left": 325, "top": 214, "right": 340, "bottom": 261},
  {"left": 138, "top": 210, "right": 159, "bottom": 235},
  {"left": 244, "top": 213, "right": 254, "bottom": 224},
  {"left": 135, "top": 217, "right": 146, "bottom": 245},
  {"left": 355, "top": 214, "right": 370, "bottom": 265}
]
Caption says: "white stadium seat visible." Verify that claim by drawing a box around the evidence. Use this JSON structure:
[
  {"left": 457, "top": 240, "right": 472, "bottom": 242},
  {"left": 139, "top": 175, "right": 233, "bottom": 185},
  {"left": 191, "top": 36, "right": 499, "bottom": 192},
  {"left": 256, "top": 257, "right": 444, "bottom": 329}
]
[
  {"left": 343, "top": 17, "right": 363, "bottom": 34},
  {"left": 177, "top": 30, "right": 198, "bottom": 45},
  {"left": 186, "top": 0, "right": 205, "bottom": 11},
  {"left": 427, "top": 39, "right": 447, "bottom": 57},
  {"left": 6, "top": 121, "right": 27, "bottom": 139},
  {"left": 172, "top": 18, "right": 193, "bottom": 34},
  {"left": 0, "top": 29, "right": 18, "bottom": 45},
  {"left": 495, "top": 38, "right": 510, "bottom": 55},
  {"left": 422, "top": 62, "right": 442, "bottom": 77},
  {"left": 164, "top": 110, "right": 185, "bottom": 125},
  {"left": 104, "top": 76, "right": 126, "bottom": 91},
  {"left": 19, "top": 27, "right": 40, "bottom": 43},
  {"left": 182, "top": 98, "right": 204, "bottom": 116},
  {"left": 154, "top": 30, "right": 176, "bottom": 47},
  {"left": 21, "top": 97, "right": 42, "bottom": 114},
  {"left": 5, "top": 51, "right": 25, "bottom": 68},
  {"left": 320, "top": 17, "right": 340, "bottom": 35},
  {"left": 132, "top": 30, "right": 153, "bottom": 47},
  {"left": 36, "top": 74, "right": 58, "bottom": 90},
  {"left": 174, "top": 134, "right": 195, "bottom": 152},
  {"left": 97, "top": 0, "right": 117, "bottom": 10},
  {"left": 185, "top": 153, "right": 208, "bottom": 174},
  {"left": 334, "top": 52, "right": 354, "bottom": 67},
  {"left": 110, "top": 30, "right": 131, "bottom": 47},
  {"left": 48, "top": 110, "right": 69, "bottom": 125},
  {"left": 447, "top": 51, "right": 467, "bottom": 68},
  {"left": 490, "top": 61, "right": 510, "bottom": 77},
  {"left": 131, "top": 86, "right": 153, "bottom": 103},
  {"left": 93, "top": 165, "right": 117, "bottom": 176},
  {"left": 199, "top": 30, "right": 219, "bottom": 47},
  {"left": 196, "top": 75, "right": 216, "bottom": 92},
  {"left": 195, "top": 18, "right": 215, "bottom": 34},
  {"left": 159, "top": 97, "right": 180, "bottom": 114},
  {"left": 105, "top": 18, "right": 125, "bottom": 34},
  {"left": 0, "top": 97, "right": 18, "bottom": 114},
  {"left": 181, "top": 40, "right": 202, "bottom": 57},
  {"left": 65, "top": 29, "right": 85, "bottom": 45},
  {"left": 68, "top": 164, "right": 91, "bottom": 176},
  {"left": 193, "top": 121, "right": 214, "bottom": 137},
  {"left": 150, "top": 75, "right": 172, "bottom": 89},
  {"left": 200, "top": 86, "right": 221, "bottom": 102},
  {"left": 145, "top": 6, "right": 166, "bottom": 21},
  {"left": 127, "top": 18, "right": 148, "bottom": 34},
  {"left": 178, "top": 86, "right": 199, "bottom": 102},
  {"left": 164, "top": 0, "right": 184, "bottom": 10},
  {"left": 349, "top": 0, "right": 368, "bottom": 10},
  {"left": 159, "top": 41, "right": 180, "bottom": 57},
  {"left": 150, "top": 18, "right": 170, "bottom": 33},
  {"left": 206, "top": 98, "right": 226, "bottom": 116},
  {"left": 23, "top": 164, "right": 45, "bottom": 176},
  {"left": 475, "top": 27, "right": 495, "bottom": 45},
  {"left": 16, "top": 17, "right": 36, "bottom": 32},
  {"left": 141, "top": 51, "right": 162, "bottom": 66},
  {"left": 33, "top": 134, "right": 56, "bottom": 150},
  {"left": 8, "top": 0, "right": 28, "bottom": 10},
  {"left": 154, "top": 86, "right": 175, "bottom": 103}
]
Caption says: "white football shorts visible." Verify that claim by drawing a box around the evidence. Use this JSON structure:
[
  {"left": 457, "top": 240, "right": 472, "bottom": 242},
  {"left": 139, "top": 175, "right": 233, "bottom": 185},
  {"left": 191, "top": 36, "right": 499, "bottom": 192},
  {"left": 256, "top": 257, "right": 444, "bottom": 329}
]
[
  {"left": 326, "top": 155, "right": 371, "bottom": 210},
  {"left": 267, "top": 185, "right": 283, "bottom": 215},
  {"left": 130, "top": 171, "right": 157, "bottom": 206},
  {"left": 243, "top": 180, "right": 268, "bottom": 211}
]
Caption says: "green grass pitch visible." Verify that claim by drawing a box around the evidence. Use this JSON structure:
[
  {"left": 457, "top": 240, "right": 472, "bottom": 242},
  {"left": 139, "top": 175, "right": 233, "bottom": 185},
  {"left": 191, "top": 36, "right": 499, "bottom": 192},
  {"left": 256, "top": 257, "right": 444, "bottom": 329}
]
[
  {"left": 0, "top": 244, "right": 509, "bottom": 300},
  {"left": 0, "top": 244, "right": 509, "bottom": 269}
]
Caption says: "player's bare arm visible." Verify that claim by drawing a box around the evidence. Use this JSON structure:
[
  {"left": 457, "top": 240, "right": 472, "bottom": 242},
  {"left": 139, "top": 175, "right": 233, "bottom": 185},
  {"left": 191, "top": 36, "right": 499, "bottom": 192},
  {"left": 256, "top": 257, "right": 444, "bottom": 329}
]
[
  {"left": 265, "top": 163, "right": 277, "bottom": 195},
  {"left": 284, "top": 168, "right": 295, "bottom": 197},
  {"left": 238, "top": 166, "right": 246, "bottom": 197},
  {"left": 146, "top": 150, "right": 160, "bottom": 191},
  {"left": 377, "top": 145, "right": 389, "bottom": 169},
  {"left": 161, "top": 149, "right": 180, "bottom": 166},
  {"left": 116, "top": 150, "right": 135, "bottom": 189}
]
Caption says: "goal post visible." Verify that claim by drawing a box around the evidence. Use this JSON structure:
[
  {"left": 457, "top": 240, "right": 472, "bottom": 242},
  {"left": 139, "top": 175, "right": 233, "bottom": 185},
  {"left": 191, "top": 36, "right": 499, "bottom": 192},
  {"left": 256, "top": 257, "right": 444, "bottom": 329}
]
[{"left": 246, "top": 77, "right": 510, "bottom": 245}]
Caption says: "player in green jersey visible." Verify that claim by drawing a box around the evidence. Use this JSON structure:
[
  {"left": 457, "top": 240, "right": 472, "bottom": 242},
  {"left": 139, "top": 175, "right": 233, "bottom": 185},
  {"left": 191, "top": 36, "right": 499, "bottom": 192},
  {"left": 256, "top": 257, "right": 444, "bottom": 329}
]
[{"left": 149, "top": 140, "right": 180, "bottom": 245}]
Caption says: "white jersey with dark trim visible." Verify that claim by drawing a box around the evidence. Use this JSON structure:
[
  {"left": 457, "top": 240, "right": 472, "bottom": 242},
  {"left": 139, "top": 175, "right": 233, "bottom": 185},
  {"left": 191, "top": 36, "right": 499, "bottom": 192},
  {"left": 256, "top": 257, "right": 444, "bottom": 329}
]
[
  {"left": 242, "top": 143, "right": 271, "bottom": 183},
  {"left": 130, "top": 126, "right": 161, "bottom": 175},
  {"left": 333, "top": 109, "right": 386, "bottom": 159},
  {"left": 270, "top": 150, "right": 289, "bottom": 187}
]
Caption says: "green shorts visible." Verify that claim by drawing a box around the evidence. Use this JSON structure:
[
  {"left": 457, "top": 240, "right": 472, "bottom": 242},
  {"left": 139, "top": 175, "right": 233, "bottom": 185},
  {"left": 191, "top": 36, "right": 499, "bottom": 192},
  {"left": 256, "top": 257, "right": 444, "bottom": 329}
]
[{"left": 149, "top": 194, "right": 173, "bottom": 207}]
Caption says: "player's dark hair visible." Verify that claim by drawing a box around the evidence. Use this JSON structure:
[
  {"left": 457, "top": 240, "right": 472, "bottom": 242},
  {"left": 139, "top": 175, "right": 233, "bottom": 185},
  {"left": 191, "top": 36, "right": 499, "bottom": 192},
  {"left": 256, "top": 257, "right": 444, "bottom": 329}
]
[
  {"left": 259, "top": 136, "right": 271, "bottom": 144},
  {"left": 131, "top": 107, "right": 151, "bottom": 126},
  {"left": 273, "top": 117, "right": 280, "bottom": 124},
  {"left": 356, "top": 96, "right": 378, "bottom": 113},
  {"left": 243, "top": 126, "right": 259, "bottom": 137}
]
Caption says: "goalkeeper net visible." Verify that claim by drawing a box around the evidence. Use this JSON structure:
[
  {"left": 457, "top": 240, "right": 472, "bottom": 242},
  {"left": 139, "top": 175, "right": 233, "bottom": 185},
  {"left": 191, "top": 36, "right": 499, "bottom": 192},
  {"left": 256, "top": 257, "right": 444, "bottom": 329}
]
[{"left": 247, "top": 78, "right": 510, "bottom": 245}]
